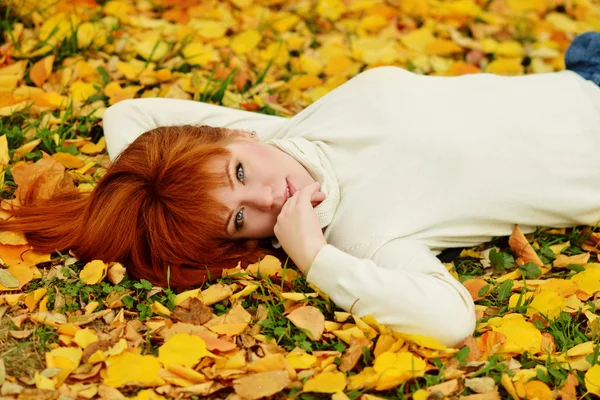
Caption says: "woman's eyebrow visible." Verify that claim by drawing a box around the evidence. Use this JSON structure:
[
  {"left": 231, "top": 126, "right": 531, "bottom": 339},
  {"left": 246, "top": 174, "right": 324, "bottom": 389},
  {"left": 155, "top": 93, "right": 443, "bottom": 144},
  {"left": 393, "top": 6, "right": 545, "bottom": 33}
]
[{"left": 225, "top": 155, "right": 234, "bottom": 190}]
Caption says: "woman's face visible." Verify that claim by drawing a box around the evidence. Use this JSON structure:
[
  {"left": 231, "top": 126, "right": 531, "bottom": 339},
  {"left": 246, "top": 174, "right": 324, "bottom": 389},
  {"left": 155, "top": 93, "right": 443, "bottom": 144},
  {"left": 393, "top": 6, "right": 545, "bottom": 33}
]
[{"left": 210, "top": 136, "right": 318, "bottom": 239}]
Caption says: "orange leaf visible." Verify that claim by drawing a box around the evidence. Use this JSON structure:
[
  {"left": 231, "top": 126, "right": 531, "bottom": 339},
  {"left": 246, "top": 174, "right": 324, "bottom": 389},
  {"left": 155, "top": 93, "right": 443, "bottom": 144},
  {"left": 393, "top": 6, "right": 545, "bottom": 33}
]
[
  {"left": 508, "top": 225, "right": 544, "bottom": 267},
  {"left": 462, "top": 278, "right": 488, "bottom": 301},
  {"left": 29, "top": 55, "right": 55, "bottom": 87}
]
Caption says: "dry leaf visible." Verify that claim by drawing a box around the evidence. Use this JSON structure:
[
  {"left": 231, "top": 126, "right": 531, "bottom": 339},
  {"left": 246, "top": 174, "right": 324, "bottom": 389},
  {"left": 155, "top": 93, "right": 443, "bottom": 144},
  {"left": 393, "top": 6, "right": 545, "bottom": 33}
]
[
  {"left": 233, "top": 370, "right": 291, "bottom": 400},
  {"left": 286, "top": 306, "right": 325, "bottom": 340}
]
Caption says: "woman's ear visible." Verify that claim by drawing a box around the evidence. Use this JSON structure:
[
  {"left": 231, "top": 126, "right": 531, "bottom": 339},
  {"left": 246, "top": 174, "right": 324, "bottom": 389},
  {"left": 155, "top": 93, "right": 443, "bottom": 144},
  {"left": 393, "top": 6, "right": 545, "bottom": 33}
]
[{"left": 228, "top": 129, "right": 259, "bottom": 141}]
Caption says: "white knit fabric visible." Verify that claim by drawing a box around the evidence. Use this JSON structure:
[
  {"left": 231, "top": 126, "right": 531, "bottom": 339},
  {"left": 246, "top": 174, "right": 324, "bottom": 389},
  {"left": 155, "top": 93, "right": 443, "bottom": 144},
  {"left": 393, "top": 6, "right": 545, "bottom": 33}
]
[{"left": 103, "top": 66, "right": 600, "bottom": 346}]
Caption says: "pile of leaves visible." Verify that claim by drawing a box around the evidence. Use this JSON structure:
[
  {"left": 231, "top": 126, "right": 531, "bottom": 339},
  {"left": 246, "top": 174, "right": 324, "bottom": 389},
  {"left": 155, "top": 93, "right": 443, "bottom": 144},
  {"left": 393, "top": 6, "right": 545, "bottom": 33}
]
[{"left": 1, "top": 0, "right": 600, "bottom": 398}]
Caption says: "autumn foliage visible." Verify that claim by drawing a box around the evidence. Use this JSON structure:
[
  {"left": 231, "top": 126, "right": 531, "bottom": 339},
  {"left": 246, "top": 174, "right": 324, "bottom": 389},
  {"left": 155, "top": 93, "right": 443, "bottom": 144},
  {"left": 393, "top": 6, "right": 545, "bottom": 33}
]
[{"left": 1, "top": 0, "right": 600, "bottom": 399}]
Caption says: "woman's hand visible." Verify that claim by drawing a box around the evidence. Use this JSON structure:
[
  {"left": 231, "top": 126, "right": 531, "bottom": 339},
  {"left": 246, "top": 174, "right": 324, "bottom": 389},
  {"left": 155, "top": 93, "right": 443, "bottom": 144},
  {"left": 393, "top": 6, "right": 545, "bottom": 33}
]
[{"left": 274, "top": 181, "right": 327, "bottom": 274}]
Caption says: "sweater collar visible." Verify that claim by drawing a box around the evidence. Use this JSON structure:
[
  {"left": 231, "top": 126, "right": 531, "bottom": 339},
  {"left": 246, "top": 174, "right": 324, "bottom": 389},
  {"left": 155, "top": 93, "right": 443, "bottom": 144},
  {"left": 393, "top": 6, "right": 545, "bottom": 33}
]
[{"left": 265, "top": 137, "right": 340, "bottom": 247}]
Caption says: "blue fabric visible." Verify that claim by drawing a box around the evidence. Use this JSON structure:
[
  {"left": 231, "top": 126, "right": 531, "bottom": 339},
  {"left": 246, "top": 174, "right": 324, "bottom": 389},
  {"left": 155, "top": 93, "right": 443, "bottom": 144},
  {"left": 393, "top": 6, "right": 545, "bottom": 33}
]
[{"left": 565, "top": 31, "right": 600, "bottom": 86}]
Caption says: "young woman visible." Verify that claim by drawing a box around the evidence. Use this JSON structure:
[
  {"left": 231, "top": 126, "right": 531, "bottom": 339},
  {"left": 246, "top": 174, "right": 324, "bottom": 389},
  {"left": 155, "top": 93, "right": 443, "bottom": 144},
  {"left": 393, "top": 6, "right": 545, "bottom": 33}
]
[{"left": 3, "top": 33, "right": 600, "bottom": 347}]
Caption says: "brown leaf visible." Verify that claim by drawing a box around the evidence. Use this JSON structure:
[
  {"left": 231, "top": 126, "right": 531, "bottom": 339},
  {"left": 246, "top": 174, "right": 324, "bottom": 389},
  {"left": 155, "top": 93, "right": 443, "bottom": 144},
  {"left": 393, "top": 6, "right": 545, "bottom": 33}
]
[
  {"left": 286, "top": 306, "right": 325, "bottom": 341},
  {"left": 82, "top": 339, "right": 111, "bottom": 363},
  {"left": 233, "top": 370, "right": 291, "bottom": 400},
  {"left": 15, "top": 388, "right": 56, "bottom": 400},
  {"left": 340, "top": 337, "right": 372, "bottom": 372},
  {"left": 508, "top": 225, "right": 544, "bottom": 267},
  {"left": 70, "top": 362, "right": 102, "bottom": 381},
  {"left": 11, "top": 154, "right": 75, "bottom": 203},
  {"left": 172, "top": 297, "right": 212, "bottom": 325},
  {"left": 97, "top": 384, "right": 126, "bottom": 399}
]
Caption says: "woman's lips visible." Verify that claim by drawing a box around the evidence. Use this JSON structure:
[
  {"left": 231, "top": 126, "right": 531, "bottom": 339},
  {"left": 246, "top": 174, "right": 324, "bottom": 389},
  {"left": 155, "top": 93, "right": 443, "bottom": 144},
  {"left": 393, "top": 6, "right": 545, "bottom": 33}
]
[{"left": 287, "top": 179, "right": 296, "bottom": 197}]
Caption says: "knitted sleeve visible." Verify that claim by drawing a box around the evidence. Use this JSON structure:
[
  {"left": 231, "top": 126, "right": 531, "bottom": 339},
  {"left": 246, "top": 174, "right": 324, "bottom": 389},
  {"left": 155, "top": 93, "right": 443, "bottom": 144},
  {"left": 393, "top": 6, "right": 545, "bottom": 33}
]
[
  {"left": 306, "top": 240, "right": 476, "bottom": 347},
  {"left": 102, "top": 98, "right": 289, "bottom": 159}
]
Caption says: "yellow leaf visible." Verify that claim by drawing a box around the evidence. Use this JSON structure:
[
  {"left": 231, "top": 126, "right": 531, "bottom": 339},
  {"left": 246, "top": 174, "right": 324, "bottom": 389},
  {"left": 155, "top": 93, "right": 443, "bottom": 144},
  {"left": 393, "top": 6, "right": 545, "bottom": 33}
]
[
  {"left": 400, "top": 27, "right": 436, "bottom": 53},
  {"left": 286, "top": 306, "right": 325, "bottom": 340},
  {"left": 29, "top": 56, "right": 54, "bottom": 88},
  {"left": 73, "top": 328, "right": 98, "bottom": 348},
  {"left": 0, "top": 76, "right": 19, "bottom": 92},
  {"left": 546, "top": 12, "right": 578, "bottom": 33},
  {"left": 347, "top": 367, "right": 379, "bottom": 390},
  {"left": 158, "top": 333, "right": 207, "bottom": 367},
  {"left": 70, "top": 80, "right": 97, "bottom": 102},
  {"left": 189, "top": 20, "right": 229, "bottom": 39},
  {"left": 208, "top": 323, "right": 248, "bottom": 337},
  {"left": 496, "top": 41, "right": 525, "bottom": 57},
  {"left": 79, "top": 260, "right": 107, "bottom": 285},
  {"left": 246, "top": 255, "right": 282, "bottom": 277},
  {"left": 317, "top": 0, "right": 345, "bottom": 21},
  {"left": 152, "top": 301, "right": 171, "bottom": 316},
  {"left": 47, "top": 346, "right": 82, "bottom": 384},
  {"left": 304, "top": 371, "right": 347, "bottom": 393},
  {"left": 24, "top": 288, "right": 47, "bottom": 311},
  {"left": 491, "top": 314, "right": 542, "bottom": 354},
  {"left": 103, "top": 351, "right": 161, "bottom": 388},
  {"left": 0, "top": 231, "right": 28, "bottom": 246},
  {"left": 586, "top": 364, "right": 600, "bottom": 396},
  {"left": 199, "top": 283, "right": 233, "bottom": 305},
  {"left": 333, "top": 326, "right": 365, "bottom": 345},
  {"left": 230, "top": 30, "right": 261, "bottom": 55},
  {"left": 13, "top": 138, "right": 41, "bottom": 161},
  {"left": 527, "top": 289, "right": 565, "bottom": 320},
  {"left": 182, "top": 43, "right": 216, "bottom": 66},
  {"left": 0, "top": 135, "right": 9, "bottom": 167},
  {"left": 486, "top": 58, "right": 524, "bottom": 76},
  {"left": 104, "top": 0, "right": 134, "bottom": 16},
  {"left": 373, "top": 352, "right": 427, "bottom": 390},
  {"left": 80, "top": 137, "right": 106, "bottom": 155},
  {"left": 51, "top": 152, "right": 85, "bottom": 169},
  {"left": 522, "top": 380, "right": 553, "bottom": 400},
  {"left": 507, "top": 0, "right": 547, "bottom": 13},
  {"left": 572, "top": 268, "right": 600, "bottom": 296},
  {"left": 248, "top": 353, "right": 296, "bottom": 379},
  {"left": 324, "top": 55, "right": 359, "bottom": 77},
  {"left": 425, "top": 39, "right": 463, "bottom": 56},
  {"left": 286, "top": 352, "right": 317, "bottom": 369},
  {"left": 132, "top": 389, "right": 166, "bottom": 400},
  {"left": 135, "top": 37, "right": 169, "bottom": 61}
]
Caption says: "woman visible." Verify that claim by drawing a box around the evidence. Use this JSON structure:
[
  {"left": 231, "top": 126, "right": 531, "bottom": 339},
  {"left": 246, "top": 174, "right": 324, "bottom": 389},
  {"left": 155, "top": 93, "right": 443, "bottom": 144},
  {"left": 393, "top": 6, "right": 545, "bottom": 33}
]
[{"left": 3, "top": 33, "right": 600, "bottom": 347}]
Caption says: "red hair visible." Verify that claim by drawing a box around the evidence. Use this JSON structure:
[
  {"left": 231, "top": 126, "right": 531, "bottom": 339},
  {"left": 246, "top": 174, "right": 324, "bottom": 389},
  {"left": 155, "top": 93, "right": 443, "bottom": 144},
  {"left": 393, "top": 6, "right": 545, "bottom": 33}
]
[{"left": 0, "top": 125, "right": 281, "bottom": 288}]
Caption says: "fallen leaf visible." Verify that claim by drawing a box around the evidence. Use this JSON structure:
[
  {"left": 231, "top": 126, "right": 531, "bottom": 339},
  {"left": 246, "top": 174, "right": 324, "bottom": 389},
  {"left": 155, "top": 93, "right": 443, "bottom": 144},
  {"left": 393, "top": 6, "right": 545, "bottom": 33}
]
[
  {"left": 79, "top": 260, "right": 107, "bottom": 285},
  {"left": 103, "top": 351, "right": 161, "bottom": 388},
  {"left": 233, "top": 370, "right": 291, "bottom": 400},
  {"left": 158, "top": 333, "right": 207, "bottom": 367},
  {"left": 509, "top": 225, "right": 544, "bottom": 267},
  {"left": 29, "top": 55, "right": 54, "bottom": 87},
  {"left": 286, "top": 306, "right": 325, "bottom": 340},
  {"left": 465, "top": 377, "right": 496, "bottom": 393},
  {"left": 172, "top": 297, "right": 212, "bottom": 325}
]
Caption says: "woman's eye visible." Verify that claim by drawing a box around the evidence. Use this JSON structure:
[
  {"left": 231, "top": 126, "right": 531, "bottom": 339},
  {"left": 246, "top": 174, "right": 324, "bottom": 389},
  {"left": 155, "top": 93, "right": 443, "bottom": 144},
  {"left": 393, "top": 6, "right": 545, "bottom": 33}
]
[
  {"left": 234, "top": 209, "right": 244, "bottom": 230},
  {"left": 236, "top": 163, "right": 244, "bottom": 182}
]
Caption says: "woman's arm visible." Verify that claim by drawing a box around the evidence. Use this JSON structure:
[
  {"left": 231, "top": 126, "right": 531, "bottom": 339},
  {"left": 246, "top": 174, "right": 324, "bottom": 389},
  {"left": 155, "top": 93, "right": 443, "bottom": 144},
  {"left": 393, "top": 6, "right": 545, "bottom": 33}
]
[
  {"left": 306, "top": 240, "right": 476, "bottom": 348},
  {"left": 102, "top": 98, "right": 289, "bottom": 159}
]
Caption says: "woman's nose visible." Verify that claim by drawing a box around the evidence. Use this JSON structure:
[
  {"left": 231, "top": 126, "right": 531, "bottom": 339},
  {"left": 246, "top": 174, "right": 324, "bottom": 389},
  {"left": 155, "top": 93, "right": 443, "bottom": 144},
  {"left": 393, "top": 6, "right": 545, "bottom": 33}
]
[{"left": 246, "top": 186, "right": 273, "bottom": 210}]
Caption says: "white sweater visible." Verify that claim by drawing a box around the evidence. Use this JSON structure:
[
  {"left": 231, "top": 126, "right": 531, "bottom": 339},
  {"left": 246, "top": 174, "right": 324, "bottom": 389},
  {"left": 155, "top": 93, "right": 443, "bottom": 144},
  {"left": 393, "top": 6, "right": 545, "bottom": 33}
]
[{"left": 103, "top": 67, "right": 600, "bottom": 347}]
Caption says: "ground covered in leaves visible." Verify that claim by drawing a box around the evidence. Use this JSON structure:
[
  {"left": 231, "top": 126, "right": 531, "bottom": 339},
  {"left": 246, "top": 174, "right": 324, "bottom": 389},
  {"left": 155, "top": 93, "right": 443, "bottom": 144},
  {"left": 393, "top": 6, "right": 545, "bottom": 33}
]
[{"left": 1, "top": 0, "right": 600, "bottom": 399}]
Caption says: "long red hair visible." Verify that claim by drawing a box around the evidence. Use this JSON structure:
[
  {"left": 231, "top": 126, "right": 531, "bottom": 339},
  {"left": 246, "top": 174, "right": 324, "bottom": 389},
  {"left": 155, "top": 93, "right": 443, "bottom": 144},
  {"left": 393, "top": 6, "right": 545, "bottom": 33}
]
[{"left": 0, "top": 125, "right": 280, "bottom": 288}]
